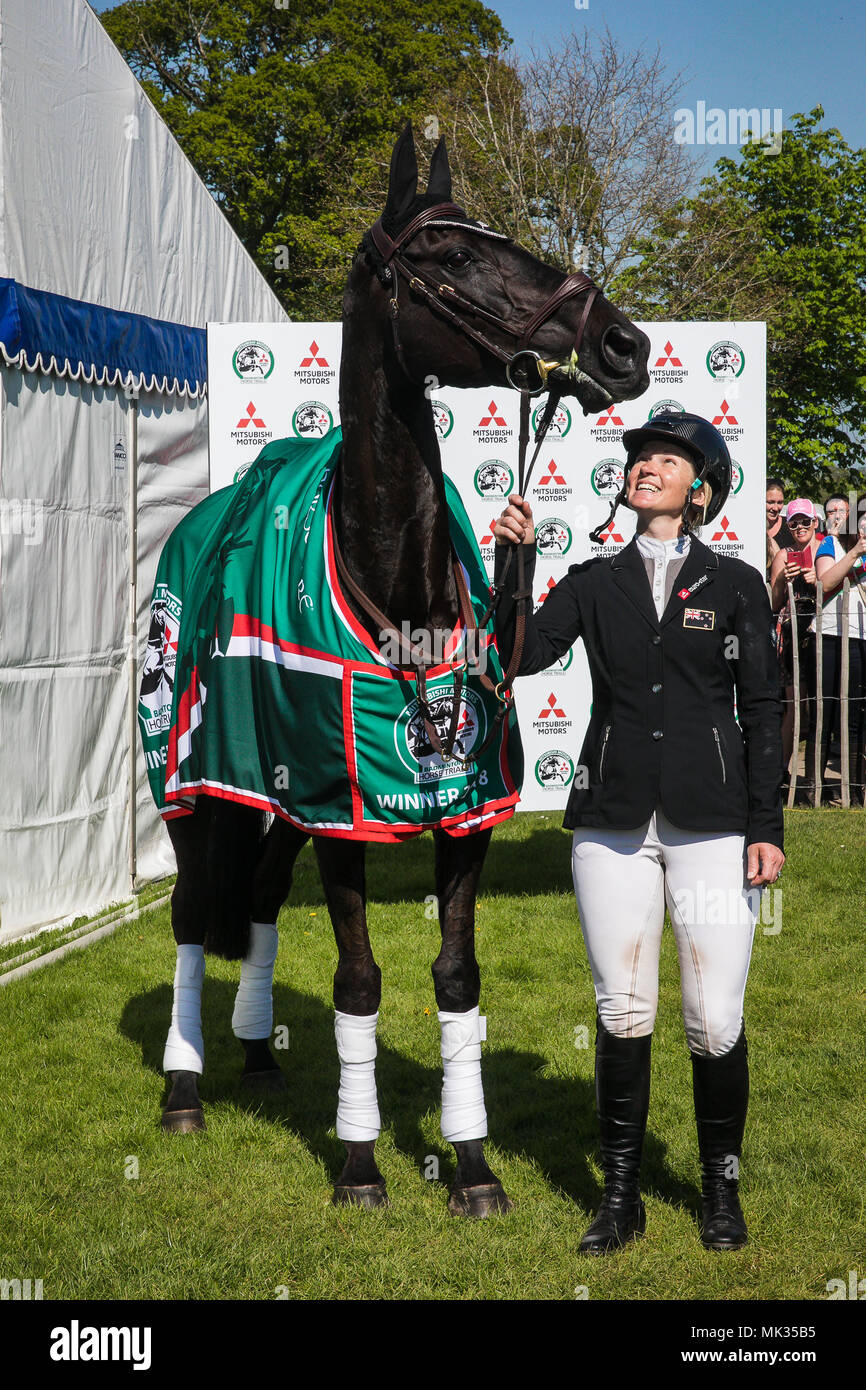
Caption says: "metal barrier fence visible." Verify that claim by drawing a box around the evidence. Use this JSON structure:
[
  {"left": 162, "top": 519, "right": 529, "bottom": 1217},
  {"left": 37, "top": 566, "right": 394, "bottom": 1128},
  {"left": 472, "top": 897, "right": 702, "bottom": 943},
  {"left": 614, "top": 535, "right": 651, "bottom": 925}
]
[{"left": 776, "top": 576, "right": 860, "bottom": 809}]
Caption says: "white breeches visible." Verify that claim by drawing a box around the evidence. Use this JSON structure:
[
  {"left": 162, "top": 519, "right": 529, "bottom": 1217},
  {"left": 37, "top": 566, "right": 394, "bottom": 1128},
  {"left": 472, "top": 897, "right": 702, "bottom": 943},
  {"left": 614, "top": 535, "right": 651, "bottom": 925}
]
[{"left": 571, "top": 810, "right": 759, "bottom": 1056}]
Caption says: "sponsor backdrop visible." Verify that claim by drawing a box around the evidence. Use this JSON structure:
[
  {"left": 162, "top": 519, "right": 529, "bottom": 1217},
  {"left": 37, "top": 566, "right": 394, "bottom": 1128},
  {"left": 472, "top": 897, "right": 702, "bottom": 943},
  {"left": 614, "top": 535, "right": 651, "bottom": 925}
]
[{"left": 207, "top": 322, "right": 765, "bottom": 812}]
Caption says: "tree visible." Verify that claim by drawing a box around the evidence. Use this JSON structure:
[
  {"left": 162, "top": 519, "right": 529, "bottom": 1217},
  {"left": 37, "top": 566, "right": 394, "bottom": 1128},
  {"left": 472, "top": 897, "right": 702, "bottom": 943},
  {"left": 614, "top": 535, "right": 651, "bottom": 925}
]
[
  {"left": 613, "top": 110, "right": 866, "bottom": 496},
  {"left": 100, "top": 0, "right": 509, "bottom": 319},
  {"left": 443, "top": 28, "right": 697, "bottom": 282}
]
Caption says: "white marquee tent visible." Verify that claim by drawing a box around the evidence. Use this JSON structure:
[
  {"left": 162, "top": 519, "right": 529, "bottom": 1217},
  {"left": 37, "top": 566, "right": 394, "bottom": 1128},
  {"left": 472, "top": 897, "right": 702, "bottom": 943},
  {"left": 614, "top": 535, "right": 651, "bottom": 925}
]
[{"left": 0, "top": 0, "right": 289, "bottom": 939}]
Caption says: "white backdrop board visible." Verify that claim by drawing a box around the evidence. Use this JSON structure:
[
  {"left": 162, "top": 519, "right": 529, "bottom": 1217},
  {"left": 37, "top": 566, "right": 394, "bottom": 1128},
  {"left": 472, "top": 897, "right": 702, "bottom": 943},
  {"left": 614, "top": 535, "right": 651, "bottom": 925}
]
[{"left": 207, "top": 322, "right": 766, "bottom": 812}]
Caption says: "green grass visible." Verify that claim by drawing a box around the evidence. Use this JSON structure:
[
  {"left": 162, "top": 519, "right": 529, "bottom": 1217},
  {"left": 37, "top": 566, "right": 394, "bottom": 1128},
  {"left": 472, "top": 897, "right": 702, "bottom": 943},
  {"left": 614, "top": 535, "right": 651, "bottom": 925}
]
[{"left": 1, "top": 811, "right": 863, "bottom": 1301}]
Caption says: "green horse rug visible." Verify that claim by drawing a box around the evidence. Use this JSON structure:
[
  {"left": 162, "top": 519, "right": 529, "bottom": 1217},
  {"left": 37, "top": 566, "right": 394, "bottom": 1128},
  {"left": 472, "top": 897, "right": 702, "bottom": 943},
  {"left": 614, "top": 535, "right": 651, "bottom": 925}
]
[{"left": 139, "top": 430, "right": 523, "bottom": 841}]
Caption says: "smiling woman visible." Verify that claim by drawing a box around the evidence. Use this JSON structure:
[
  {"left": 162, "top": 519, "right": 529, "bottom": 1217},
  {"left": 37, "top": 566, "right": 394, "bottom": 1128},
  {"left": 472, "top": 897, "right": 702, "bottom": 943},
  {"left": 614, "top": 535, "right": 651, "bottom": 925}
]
[{"left": 493, "top": 409, "right": 785, "bottom": 1256}]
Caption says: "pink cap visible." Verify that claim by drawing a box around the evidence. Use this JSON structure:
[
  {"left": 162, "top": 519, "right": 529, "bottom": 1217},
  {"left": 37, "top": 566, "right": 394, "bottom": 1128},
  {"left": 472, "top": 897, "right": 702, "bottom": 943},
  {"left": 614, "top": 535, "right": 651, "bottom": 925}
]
[{"left": 786, "top": 498, "right": 817, "bottom": 520}]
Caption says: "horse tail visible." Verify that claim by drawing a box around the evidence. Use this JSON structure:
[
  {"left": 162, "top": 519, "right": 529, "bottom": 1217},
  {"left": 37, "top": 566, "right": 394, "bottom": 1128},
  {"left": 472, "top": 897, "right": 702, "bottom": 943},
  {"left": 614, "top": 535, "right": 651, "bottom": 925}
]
[{"left": 203, "top": 799, "right": 267, "bottom": 960}]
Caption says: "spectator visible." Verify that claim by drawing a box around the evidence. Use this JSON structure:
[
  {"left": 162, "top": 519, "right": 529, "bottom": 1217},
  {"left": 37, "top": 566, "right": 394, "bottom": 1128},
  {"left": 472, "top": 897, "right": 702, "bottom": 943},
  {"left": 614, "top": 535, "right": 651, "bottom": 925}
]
[
  {"left": 769, "top": 500, "right": 822, "bottom": 792},
  {"left": 766, "top": 478, "right": 794, "bottom": 576},
  {"left": 805, "top": 506, "right": 866, "bottom": 804}
]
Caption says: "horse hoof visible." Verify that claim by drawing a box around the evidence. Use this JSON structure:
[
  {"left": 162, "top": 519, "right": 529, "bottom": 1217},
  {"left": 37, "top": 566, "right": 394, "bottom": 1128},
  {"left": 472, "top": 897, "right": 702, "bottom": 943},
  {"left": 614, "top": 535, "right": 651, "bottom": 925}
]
[
  {"left": 448, "top": 1182, "right": 513, "bottom": 1219},
  {"left": 161, "top": 1107, "right": 206, "bottom": 1134},
  {"left": 240, "top": 1068, "right": 288, "bottom": 1094},
  {"left": 332, "top": 1181, "right": 390, "bottom": 1210}
]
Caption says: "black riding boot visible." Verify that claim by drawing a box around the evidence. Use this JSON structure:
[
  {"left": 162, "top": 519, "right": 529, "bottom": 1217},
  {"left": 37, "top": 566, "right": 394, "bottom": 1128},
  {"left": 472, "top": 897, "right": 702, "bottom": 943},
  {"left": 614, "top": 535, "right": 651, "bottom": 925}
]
[
  {"left": 579, "top": 1020, "right": 651, "bottom": 1255},
  {"left": 691, "top": 1026, "right": 749, "bottom": 1251}
]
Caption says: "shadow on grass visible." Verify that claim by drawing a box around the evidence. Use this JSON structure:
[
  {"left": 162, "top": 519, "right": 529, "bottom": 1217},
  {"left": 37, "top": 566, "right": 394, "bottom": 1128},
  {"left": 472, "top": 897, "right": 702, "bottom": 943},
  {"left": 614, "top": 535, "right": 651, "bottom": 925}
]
[
  {"left": 121, "top": 979, "right": 700, "bottom": 1222},
  {"left": 284, "top": 827, "right": 575, "bottom": 908}
]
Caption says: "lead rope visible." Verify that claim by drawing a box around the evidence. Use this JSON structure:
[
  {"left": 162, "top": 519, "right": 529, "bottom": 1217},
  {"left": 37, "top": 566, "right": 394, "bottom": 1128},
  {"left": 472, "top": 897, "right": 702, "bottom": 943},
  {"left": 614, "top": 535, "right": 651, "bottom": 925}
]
[{"left": 416, "top": 386, "right": 563, "bottom": 766}]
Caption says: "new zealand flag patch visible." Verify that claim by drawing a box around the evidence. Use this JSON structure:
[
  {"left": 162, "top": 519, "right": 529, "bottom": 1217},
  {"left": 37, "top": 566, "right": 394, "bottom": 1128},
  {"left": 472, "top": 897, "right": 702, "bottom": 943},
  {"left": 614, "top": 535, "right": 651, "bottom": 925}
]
[{"left": 683, "top": 608, "right": 715, "bottom": 630}]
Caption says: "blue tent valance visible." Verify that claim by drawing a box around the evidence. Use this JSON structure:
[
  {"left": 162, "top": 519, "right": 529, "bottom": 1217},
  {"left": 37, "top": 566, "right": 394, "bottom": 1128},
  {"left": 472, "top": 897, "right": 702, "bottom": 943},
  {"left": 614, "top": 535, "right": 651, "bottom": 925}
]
[{"left": 0, "top": 278, "right": 207, "bottom": 398}]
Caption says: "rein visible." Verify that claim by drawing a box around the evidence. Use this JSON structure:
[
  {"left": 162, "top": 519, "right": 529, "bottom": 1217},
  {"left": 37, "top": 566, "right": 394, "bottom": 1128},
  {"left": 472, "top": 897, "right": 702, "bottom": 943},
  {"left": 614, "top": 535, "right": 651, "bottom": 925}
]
[{"left": 337, "top": 202, "right": 597, "bottom": 765}]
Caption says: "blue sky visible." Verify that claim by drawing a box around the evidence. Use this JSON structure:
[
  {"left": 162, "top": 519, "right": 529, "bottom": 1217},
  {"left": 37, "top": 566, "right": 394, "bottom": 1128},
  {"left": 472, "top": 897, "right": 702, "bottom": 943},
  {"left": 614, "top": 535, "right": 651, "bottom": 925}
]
[
  {"left": 92, "top": 0, "right": 864, "bottom": 156},
  {"left": 492, "top": 0, "right": 865, "bottom": 159}
]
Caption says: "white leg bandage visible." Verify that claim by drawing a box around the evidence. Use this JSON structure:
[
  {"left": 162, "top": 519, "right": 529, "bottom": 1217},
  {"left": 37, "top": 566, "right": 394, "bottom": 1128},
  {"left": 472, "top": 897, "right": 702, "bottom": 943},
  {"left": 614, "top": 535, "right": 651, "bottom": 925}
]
[
  {"left": 439, "top": 1006, "right": 488, "bottom": 1143},
  {"left": 163, "top": 944, "right": 205, "bottom": 1075},
  {"left": 231, "top": 921, "right": 278, "bottom": 1040},
  {"left": 334, "top": 1011, "right": 381, "bottom": 1142}
]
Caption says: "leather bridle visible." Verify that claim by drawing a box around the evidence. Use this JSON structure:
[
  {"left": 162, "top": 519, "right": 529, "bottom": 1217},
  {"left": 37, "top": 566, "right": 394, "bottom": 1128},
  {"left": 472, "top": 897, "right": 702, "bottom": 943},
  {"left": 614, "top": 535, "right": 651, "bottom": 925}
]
[
  {"left": 368, "top": 201, "right": 600, "bottom": 397},
  {"left": 332, "top": 201, "right": 601, "bottom": 765}
]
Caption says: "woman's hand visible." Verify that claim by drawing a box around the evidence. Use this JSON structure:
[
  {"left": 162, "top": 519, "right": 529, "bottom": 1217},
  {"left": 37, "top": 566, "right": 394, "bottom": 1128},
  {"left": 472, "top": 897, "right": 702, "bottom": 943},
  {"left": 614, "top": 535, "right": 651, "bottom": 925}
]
[
  {"left": 782, "top": 557, "right": 803, "bottom": 584},
  {"left": 494, "top": 493, "right": 536, "bottom": 546},
  {"left": 801, "top": 565, "right": 816, "bottom": 587},
  {"left": 746, "top": 843, "right": 785, "bottom": 886}
]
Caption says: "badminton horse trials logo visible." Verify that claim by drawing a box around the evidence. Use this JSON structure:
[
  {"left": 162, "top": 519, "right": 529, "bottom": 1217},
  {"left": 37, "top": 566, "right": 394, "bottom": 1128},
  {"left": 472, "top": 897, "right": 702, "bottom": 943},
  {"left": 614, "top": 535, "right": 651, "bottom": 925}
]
[
  {"left": 431, "top": 400, "right": 454, "bottom": 440},
  {"left": 395, "top": 683, "right": 486, "bottom": 782},
  {"left": 139, "top": 585, "right": 182, "bottom": 739},
  {"left": 534, "top": 749, "right": 574, "bottom": 788},
  {"left": 232, "top": 340, "right": 274, "bottom": 380},
  {"left": 535, "top": 517, "right": 572, "bottom": 556},
  {"left": 532, "top": 400, "right": 572, "bottom": 439},
  {"left": 292, "top": 401, "right": 334, "bottom": 438},
  {"left": 474, "top": 460, "right": 514, "bottom": 498},
  {"left": 706, "top": 340, "right": 745, "bottom": 379},
  {"left": 591, "top": 458, "right": 625, "bottom": 497}
]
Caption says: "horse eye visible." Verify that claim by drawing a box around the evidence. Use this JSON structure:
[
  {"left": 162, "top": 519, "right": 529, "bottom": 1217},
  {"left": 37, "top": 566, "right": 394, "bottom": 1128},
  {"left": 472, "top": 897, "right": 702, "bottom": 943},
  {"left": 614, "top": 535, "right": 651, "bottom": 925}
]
[{"left": 445, "top": 248, "right": 471, "bottom": 269}]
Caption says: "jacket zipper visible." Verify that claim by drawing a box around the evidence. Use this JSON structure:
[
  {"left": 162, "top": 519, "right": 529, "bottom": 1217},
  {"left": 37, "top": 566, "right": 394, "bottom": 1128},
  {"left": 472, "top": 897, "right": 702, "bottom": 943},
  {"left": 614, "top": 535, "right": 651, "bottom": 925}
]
[
  {"left": 598, "top": 724, "right": 611, "bottom": 782},
  {"left": 712, "top": 726, "right": 727, "bottom": 784}
]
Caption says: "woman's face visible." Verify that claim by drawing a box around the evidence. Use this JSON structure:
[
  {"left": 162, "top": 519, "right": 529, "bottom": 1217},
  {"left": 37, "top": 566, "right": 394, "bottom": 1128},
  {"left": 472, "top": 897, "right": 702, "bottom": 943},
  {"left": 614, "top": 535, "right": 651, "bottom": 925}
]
[
  {"left": 787, "top": 514, "right": 816, "bottom": 547},
  {"left": 766, "top": 488, "right": 784, "bottom": 524},
  {"left": 626, "top": 441, "right": 703, "bottom": 518}
]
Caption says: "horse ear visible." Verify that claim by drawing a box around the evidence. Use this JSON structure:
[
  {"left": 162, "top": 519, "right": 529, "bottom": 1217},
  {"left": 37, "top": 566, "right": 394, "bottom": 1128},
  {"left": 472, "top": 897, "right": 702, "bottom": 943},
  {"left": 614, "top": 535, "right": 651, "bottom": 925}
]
[
  {"left": 384, "top": 122, "right": 419, "bottom": 225},
  {"left": 426, "top": 136, "right": 452, "bottom": 202}
]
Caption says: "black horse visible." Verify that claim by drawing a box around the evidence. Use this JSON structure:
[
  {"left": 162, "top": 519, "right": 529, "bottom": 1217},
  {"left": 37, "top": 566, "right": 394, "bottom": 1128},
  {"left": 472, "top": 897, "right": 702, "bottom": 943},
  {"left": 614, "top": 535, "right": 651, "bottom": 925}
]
[{"left": 159, "top": 124, "right": 649, "bottom": 1216}]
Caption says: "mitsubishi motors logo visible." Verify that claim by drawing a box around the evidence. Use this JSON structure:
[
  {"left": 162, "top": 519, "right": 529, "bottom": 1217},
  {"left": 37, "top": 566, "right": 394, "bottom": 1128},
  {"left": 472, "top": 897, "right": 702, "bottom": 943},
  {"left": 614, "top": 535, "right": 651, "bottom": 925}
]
[
  {"left": 532, "top": 688, "right": 571, "bottom": 733},
  {"left": 231, "top": 401, "right": 273, "bottom": 446},
  {"left": 596, "top": 522, "right": 625, "bottom": 544},
  {"left": 479, "top": 401, "right": 507, "bottom": 427},
  {"left": 479, "top": 518, "right": 499, "bottom": 549},
  {"left": 537, "top": 577, "right": 557, "bottom": 606},
  {"left": 712, "top": 399, "right": 739, "bottom": 426},
  {"left": 711, "top": 398, "right": 744, "bottom": 444},
  {"left": 538, "top": 692, "right": 565, "bottom": 718},
  {"left": 654, "top": 341, "right": 682, "bottom": 367},
  {"left": 651, "top": 339, "right": 688, "bottom": 385},
  {"left": 590, "top": 403, "right": 627, "bottom": 445},
  {"left": 473, "top": 400, "right": 513, "bottom": 444},
  {"left": 538, "top": 460, "right": 566, "bottom": 486},
  {"left": 299, "top": 340, "right": 329, "bottom": 368},
  {"left": 294, "top": 337, "right": 336, "bottom": 386},
  {"left": 237, "top": 402, "right": 265, "bottom": 428},
  {"left": 711, "top": 515, "right": 739, "bottom": 541}
]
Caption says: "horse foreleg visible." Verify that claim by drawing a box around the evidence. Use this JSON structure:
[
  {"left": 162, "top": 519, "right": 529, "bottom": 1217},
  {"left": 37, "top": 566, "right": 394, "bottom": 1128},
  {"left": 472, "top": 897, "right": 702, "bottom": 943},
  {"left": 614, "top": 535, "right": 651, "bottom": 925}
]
[
  {"left": 313, "top": 835, "right": 387, "bottom": 1208},
  {"left": 233, "top": 819, "right": 311, "bottom": 1092},
  {"left": 432, "top": 825, "right": 511, "bottom": 1217}
]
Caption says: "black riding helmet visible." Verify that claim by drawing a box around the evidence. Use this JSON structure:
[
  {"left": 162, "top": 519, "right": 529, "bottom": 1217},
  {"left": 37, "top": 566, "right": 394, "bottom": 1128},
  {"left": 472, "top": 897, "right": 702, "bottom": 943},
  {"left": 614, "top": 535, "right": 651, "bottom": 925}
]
[{"left": 589, "top": 410, "right": 732, "bottom": 543}]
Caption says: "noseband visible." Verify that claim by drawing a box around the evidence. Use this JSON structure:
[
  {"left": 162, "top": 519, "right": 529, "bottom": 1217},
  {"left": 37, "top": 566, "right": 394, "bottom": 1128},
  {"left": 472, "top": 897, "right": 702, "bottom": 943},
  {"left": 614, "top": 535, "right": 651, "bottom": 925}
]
[{"left": 369, "top": 202, "right": 600, "bottom": 396}]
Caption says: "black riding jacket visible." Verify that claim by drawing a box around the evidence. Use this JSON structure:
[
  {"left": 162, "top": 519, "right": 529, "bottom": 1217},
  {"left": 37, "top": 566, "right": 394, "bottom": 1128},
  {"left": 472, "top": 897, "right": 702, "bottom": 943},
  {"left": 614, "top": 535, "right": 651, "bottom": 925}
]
[{"left": 493, "top": 536, "right": 784, "bottom": 850}]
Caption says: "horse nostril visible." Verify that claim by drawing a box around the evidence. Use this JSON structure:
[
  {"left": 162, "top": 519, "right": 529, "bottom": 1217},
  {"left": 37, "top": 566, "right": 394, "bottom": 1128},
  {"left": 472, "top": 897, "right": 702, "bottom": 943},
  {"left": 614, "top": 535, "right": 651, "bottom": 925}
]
[{"left": 600, "top": 324, "right": 640, "bottom": 373}]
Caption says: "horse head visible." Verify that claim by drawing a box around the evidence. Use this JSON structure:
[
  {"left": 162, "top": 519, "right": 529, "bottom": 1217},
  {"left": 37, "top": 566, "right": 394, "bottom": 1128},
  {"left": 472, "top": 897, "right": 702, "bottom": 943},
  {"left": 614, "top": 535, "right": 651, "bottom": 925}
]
[{"left": 349, "top": 122, "right": 649, "bottom": 414}]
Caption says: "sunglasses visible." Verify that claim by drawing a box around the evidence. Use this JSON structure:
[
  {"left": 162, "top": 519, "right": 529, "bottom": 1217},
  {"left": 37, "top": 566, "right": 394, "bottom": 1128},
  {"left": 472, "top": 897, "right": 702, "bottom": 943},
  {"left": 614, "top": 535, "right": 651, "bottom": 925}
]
[{"left": 788, "top": 517, "right": 814, "bottom": 528}]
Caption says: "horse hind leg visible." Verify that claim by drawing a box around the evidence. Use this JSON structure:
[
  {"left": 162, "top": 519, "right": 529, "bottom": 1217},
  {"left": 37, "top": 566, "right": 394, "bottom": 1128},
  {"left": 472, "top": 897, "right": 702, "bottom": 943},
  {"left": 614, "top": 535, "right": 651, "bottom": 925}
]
[
  {"left": 313, "top": 835, "right": 388, "bottom": 1209},
  {"left": 234, "top": 818, "right": 311, "bottom": 1093},
  {"left": 161, "top": 801, "right": 212, "bottom": 1133},
  {"left": 431, "top": 825, "right": 512, "bottom": 1218}
]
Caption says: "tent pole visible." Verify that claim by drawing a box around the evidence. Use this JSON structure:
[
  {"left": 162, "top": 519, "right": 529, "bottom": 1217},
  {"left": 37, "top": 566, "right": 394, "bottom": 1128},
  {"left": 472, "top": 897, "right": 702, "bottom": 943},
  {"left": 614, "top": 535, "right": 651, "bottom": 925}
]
[{"left": 128, "top": 391, "right": 139, "bottom": 892}]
